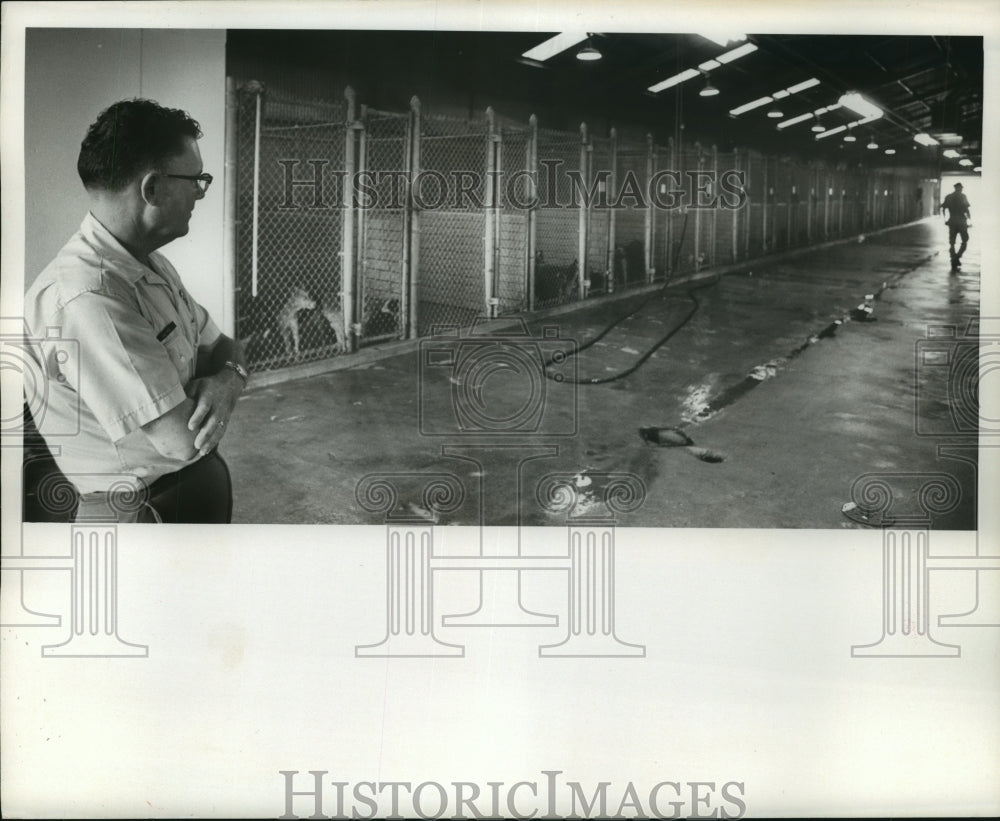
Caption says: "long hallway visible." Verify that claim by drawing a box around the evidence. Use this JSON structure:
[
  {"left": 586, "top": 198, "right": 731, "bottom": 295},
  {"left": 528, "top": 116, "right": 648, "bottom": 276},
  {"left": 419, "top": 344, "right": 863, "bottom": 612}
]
[{"left": 226, "top": 218, "right": 980, "bottom": 528}]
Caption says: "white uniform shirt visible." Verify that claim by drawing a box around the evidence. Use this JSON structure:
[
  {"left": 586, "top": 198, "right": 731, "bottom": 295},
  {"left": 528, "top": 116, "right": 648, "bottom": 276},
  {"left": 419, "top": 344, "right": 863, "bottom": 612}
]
[{"left": 23, "top": 212, "right": 221, "bottom": 494}]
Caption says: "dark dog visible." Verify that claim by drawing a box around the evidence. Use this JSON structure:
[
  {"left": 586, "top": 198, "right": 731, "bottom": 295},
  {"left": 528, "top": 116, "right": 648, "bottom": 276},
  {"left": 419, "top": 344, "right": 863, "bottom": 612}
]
[
  {"left": 535, "top": 253, "right": 579, "bottom": 304},
  {"left": 362, "top": 297, "right": 401, "bottom": 338}
]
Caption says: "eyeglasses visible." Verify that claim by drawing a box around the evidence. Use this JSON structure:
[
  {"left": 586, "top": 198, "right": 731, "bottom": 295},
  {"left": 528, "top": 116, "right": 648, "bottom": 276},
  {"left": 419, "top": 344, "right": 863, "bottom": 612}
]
[{"left": 163, "top": 172, "right": 213, "bottom": 194}]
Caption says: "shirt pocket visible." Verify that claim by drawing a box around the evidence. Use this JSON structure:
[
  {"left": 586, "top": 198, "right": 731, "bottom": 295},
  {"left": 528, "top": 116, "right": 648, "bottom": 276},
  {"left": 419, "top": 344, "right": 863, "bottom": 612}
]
[{"left": 160, "top": 327, "right": 196, "bottom": 383}]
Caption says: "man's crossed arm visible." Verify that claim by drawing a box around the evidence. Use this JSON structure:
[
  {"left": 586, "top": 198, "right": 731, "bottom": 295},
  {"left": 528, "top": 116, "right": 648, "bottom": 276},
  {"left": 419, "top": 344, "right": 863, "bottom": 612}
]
[{"left": 141, "top": 335, "right": 247, "bottom": 461}]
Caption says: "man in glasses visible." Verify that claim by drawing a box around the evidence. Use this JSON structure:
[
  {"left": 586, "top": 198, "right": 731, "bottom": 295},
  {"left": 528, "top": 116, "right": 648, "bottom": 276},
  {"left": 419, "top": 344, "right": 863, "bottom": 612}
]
[{"left": 23, "top": 98, "right": 248, "bottom": 522}]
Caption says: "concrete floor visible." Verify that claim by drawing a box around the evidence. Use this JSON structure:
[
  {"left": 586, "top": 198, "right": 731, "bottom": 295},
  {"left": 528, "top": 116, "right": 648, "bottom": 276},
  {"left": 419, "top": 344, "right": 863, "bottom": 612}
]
[{"left": 226, "top": 218, "right": 979, "bottom": 528}]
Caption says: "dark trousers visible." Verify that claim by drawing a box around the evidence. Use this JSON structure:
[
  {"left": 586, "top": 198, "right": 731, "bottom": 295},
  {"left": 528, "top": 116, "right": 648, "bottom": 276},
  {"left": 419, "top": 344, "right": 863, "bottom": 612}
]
[
  {"left": 949, "top": 224, "right": 969, "bottom": 264},
  {"left": 75, "top": 451, "right": 233, "bottom": 523}
]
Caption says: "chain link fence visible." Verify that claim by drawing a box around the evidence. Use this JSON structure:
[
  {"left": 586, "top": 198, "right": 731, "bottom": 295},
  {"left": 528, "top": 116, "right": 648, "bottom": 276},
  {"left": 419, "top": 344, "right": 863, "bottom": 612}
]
[
  {"left": 534, "top": 128, "right": 585, "bottom": 310},
  {"left": 494, "top": 120, "right": 531, "bottom": 315},
  {"left": 614, "top": 146, "right": 652, "bottom": 289},
  {"left": 231, "top": 79, "right": 931, "bottom": 377},
  {"left": 356, "top": 107, "right": 410, "bottom": 345},
  {"left": 414, "top": 114, "right": 488, "bottom": 335},
  {"left": 585, "top": 134, "right": 613, "bottom": 296},
  {"left": 650, "top": 143, "right": 673, "bottom": 280},
  {"left": 234, "top": 85, "right": 346, "bottom": 372}
]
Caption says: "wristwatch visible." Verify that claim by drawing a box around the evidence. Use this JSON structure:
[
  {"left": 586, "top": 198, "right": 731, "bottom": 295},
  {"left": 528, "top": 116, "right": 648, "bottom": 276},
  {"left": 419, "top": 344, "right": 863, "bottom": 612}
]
[{"left": 224, "top": 360, "right": 249, "bottom": 386}]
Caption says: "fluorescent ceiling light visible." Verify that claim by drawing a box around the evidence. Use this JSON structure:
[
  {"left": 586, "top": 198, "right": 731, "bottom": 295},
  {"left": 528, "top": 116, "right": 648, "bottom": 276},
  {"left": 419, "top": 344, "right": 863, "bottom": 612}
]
[
  {"left": 786, "top": 78, "right": 821, "bottom": 95},
  {"left": 522, "top": 32, "right": 588, "bottom": 62},
  {"left": 698, "top": 33, "right": 747, "bottom": 47},
  {"left": 867, "top": 141, "right": 879, "bottom": 149},
  {"left": 959, "top": 159, "right": 973, "bottom": 166},
  {"left": 700, "top": 79, "right": 720, "bottom": 97},
  {"left": 767, "top": 109, "right": 784, "bottom": 118},
  {"left": 698, "top": 59, "right": 721, "bottom": 71},
  {"left": 943, "top": 149, "right": 960, "bottom": 158},
  {"left": 728, "top": 96, "right": 772, "bottom": 115},
  {"left": 844, "top": 134, "right": 857, "bottom": 142},
  {"left": 838, "top": 92, "right": 882, "bottom": 120},
  {"left": 853, "top": 114, "right": 882, "bottom": 127},
  {"left": 816, "top": 125, "right": 847, "bottom": 140},
  {"left": 885, "top": 149, "right": 896, "bottom": 155},
  {"left": 777, "top": 113, "right": 813, "bottom": 129},
  {"left": 913, "top": 133, "right": 939, "bottom": 146},
  {"left": 716, "top": 42, "right": 758, "bottom": 64},
  {"left": 648, "top": 68, "right": 700, "bottom": 93},
  {"left": 729, "top": 77, "right": 819, "bottom": 117}
]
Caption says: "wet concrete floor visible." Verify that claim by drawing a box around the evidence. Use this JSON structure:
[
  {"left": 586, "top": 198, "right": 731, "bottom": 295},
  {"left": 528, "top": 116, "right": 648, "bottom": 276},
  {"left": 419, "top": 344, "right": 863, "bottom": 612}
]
[{"left": 226, "top": 219, "right": 979, "bottom": 528}]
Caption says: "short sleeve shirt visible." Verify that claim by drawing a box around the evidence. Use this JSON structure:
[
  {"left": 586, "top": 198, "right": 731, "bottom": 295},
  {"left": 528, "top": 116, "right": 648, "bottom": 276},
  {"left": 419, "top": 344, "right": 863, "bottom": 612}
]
[
  {"left": 23, "top": 213, "right": 221, "bottom": 494},
  {"left": 943, "top": 192, "right": 970, "bottom": 227}
]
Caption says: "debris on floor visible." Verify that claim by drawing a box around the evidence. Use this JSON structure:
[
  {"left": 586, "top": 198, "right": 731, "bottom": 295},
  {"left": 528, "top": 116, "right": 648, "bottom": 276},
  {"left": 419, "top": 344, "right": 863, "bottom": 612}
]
[
  {"left": 849, "top": 294, "right": 877, "bottom": 322},
  {"left": 842, "top": 500, "right": 893, "bottom": 527},
  {"left": 639, "top": 426, "right": 726, "bottom": 463},
  {"left": 639, "top": 426, "right": 694, "bottom": 446}
]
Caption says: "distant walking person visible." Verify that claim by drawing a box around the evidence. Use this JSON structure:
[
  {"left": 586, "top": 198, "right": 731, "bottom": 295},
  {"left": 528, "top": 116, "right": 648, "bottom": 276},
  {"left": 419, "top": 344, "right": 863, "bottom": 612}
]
[{"left": 941, "top": 182, "right": 971, "bottom": 272}]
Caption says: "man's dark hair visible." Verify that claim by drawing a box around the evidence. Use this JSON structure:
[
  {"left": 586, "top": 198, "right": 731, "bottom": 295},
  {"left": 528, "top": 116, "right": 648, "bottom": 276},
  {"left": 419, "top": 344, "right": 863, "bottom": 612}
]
[{"left": 77, "top": 99, "right": 202, "bottom": 191}]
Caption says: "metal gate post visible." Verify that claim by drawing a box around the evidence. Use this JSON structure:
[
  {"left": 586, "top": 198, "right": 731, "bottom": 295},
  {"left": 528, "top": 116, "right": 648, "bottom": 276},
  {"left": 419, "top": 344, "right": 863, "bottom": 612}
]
[
  {"left": 666, "top": 137, "right": 675, "bottom": 277},
  {"left": 645, "top": 134, "right": 654, "bottom": 282},
  {"left": 806, "top": 166, "right": 814, "bottom": 244},
  {"left": 711, "top": 145, "right": 719, "bottom": 267},
  {"left": 839, "top": 179, "right": 845, "bottom": 236},
  {"left": 342, "top": 86, "right": 358, "bottom": 352},
  {"left": 785, "top": 161, "right": 792, "bottom": 249},
  {"left": 399, "top": 107, "right": 412, "bottom": 337},
  {"left": 693, "top": 144, "right": 703, "bottom": 272},
  {"left": 607, "top": 128, "right": 617, "bottom": 294},
  {"left": 527, "top": 114, "right": 539, "bottom": 311},
  {"left": 577, "top": 122, "right": 589, "bottom": 300},
  {"left": 731, "top": 148, "right": 739, "bottom": 263},
  {"left": 771, "top": 159, "right": 779, "bottom": 250},
  {"left": 408, "top": 96, "right": 422, "bottom": 339},
  {"left": 823, "top": 172, "right": 830, "bottom": 238},
  {"left": 761, "top": 154, "right": 769, "bottom": 253},
  {"left": 250, "top": 82, "right": 264, "bottom": 298},
  {"left": 484, "top": 108, "right": 499, "bottom": 318},
  {"left": 223, "top": 77, "right": 238, "bottom": 337},
  {"left": 356, "top": 103, "right": 370, "bottom": 338}
]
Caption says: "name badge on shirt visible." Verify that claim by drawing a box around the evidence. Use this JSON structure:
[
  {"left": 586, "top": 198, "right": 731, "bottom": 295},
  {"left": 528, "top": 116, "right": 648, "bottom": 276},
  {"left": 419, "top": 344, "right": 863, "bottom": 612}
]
[{"left": 156, "top": 321, "right": 177, "bottom": 341}]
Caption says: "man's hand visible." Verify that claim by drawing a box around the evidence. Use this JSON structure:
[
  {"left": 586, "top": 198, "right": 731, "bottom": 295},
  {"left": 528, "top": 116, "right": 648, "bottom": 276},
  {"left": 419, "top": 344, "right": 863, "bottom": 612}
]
[{"left": 186, "top": 369, "right": 242, "bottom": 456}]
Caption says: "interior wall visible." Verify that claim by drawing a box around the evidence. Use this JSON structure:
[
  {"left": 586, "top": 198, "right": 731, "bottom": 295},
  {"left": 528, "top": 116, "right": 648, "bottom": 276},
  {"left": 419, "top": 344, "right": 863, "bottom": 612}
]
[{"left": 24, "top": 28, "right": 229, "bottom": 331}]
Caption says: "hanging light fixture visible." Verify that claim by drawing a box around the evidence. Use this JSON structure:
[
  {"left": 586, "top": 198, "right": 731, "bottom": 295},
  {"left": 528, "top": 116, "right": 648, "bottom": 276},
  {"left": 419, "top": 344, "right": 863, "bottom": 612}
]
[
  {"left": 699, "top": 74, "right": 720, "bottom": 97},
  {"left": 844, "top": 134, "right": 857, "bottom": 142},
  {"left": 866, "top": 135, "right": 878, "bottom": 149},
  {"left": 576, "top": 35, "right": 602, "bottom": 61},
  {"left": 767, "top": 108, "right": 784, "bottom": 118},
  {"left": 811, "top": 115, "right": 825, "bottom": 133}
]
